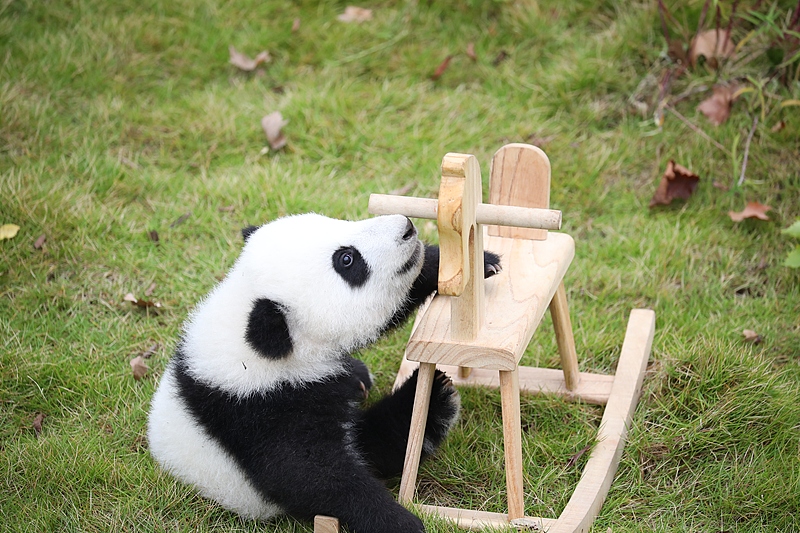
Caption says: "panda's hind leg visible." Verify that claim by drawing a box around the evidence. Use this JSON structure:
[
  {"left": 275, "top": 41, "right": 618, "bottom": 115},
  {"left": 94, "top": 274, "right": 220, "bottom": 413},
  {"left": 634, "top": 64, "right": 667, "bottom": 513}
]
[{"left": 355, "top": 368, "right": 459, "bottom": 479}]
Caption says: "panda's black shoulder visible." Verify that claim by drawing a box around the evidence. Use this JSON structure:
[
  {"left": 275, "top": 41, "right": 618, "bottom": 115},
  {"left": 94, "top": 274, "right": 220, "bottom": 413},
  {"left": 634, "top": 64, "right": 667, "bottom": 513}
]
[{"left": 171, "top": 347, "right": 365, "bottom": 441}]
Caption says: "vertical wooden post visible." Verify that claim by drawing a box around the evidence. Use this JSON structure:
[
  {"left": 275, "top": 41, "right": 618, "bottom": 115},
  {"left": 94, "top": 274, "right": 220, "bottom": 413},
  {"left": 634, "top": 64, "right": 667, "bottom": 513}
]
[
  {"left": 438, "top": 153, "right": 485, "bottom": 342},
  {"left": 500, "top": 368, "right": 525, "bottom": 521},
  {"left": 398, "top": 362, "right": 437, "bottom": 504},
  {"left": 549, "top": 282, "right": 580, "bottom": 391}
]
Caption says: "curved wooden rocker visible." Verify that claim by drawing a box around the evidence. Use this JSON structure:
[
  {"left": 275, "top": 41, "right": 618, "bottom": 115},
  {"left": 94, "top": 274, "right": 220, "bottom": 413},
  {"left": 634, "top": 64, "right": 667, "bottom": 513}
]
[{"left": 315, "top": 144, "right": 655, "bottom": 533}]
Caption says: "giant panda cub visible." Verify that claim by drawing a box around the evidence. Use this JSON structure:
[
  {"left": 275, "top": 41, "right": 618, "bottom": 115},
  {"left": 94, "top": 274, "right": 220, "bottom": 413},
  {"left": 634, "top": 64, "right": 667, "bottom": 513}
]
[{"left": 147, "top": 213, "right": 501, "bottom": 533}]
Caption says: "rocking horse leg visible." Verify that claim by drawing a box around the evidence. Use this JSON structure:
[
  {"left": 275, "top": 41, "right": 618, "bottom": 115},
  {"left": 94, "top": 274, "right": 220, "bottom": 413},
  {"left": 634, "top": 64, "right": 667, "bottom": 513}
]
[
  {"left": 499, "top": 367, "right": 524, "bottom": 520},
  {"left": 398, "top": 362, "right": 437, "bottom": 504},
  {"left": 550, "top": 281, "right": 580, "bottom": 391}
]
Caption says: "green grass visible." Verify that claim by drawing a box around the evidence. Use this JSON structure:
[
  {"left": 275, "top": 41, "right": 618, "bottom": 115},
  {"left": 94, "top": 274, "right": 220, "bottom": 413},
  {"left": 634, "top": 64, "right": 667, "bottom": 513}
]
[{"left": 2, "top": 0, "right": 799, "bottom": 531}]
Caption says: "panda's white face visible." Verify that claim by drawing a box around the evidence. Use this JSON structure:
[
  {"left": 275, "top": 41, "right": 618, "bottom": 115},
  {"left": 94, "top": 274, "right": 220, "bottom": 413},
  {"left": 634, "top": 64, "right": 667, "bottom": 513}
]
[{"left": 181, "top": 213, "right": 423, "bottom": 395}]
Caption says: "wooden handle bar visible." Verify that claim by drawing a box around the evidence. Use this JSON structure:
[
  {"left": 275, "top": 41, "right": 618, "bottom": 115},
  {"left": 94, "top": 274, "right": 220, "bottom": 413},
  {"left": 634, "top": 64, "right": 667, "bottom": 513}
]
[{"left": 368, "top": 194, "right": 562, "bottom": 230}]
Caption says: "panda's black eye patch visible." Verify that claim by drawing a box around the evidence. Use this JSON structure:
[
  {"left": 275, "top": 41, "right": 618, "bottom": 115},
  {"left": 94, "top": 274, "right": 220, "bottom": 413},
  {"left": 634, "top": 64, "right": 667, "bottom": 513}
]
[{"left": 333, "top": 246, "right": 370, "bottom": 288}]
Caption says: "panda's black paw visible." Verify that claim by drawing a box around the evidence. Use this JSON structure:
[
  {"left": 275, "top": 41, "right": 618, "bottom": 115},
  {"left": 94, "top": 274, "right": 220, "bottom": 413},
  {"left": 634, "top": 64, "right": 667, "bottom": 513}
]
[
  {"left": 423, "top": 370, "right": 460, "bottom": 453},
  {"left": 350, "top": 358, "right": 373, "bottom": 396},
  {"left": 483, "top": 251, "right": 502, "bottom": 278}
]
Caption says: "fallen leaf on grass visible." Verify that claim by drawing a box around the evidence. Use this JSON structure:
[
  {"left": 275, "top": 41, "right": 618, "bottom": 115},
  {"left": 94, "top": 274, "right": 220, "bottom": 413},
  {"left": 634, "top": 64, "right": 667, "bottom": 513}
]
[
  {"left": 292, "top": 18, "right": 300, "bottom": 32},
  {"left": 337, "top": 6, "right": 373, "bottom": 23},
  {"left": 667, "top": 39, "right": 687, "bottom": 64},
  {"left": 771, "top": 120, "right": 786, "bottom": 133},
  {"left": 0, "top": 224, "right": 20, "bottom": 240},
  {"left": 130, "top": 356, "right": 148, "bottom": 380},
  {"left": 144, "top": 282, "right": 156, "bottom": 297},
  {"left": 697, "top": 85, "right": 733, "bottom": 126},
  {"left": 141, "top": 343, "right": 159, "bottom": 358},
  {"left": 33, "top": 234, "right": 46, "bottom": 249},
  {"left": 262, "top": 112, "right": 288, "bottom": 151},
  {"left": 170, "top": 212, "right": 191, "bottom": 228},
  {"left": 783, "top": 221, "right": 800, "bottom": 238},
  {"left": 229, "top": 46, "right": 271, "bottom": 72},
  {"left": 689, "top": 29, "right": 735, "bottom": 68},
  {"left": 729, "top": 201, "right": 771, "bottom": 222},
  {"left": 147, "top": 230, "right": 159, "bottom": 243},
  {"left": 786, "top": 247, "right": 800, "bottom": 268},
  {"left": 649, "top": 160, "right": 700, "bottom": 207},
  {"left": 466, "top": 42, "right": 477, "bottom": 61},
  {"left": 492, "top": 50, "right": 509, "bottom": 66},
  {"left": 431, "top": 55, "right": 453, "bottom": 81},
  {"left": 566, "top": 443, "right": 593, "bottom": 468},
  {"left": 123, "top": 292, "right": 162, "bottom": 308},
  {"left": 742, "top": 329, "right": 763, "bottom": 344},
  {"left": 32, "top": 413, "right": 45, "bottom": 438}
]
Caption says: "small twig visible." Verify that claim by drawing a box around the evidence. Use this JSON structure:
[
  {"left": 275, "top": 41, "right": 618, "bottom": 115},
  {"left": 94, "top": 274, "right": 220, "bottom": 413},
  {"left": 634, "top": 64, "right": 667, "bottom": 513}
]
[
  {"left": 697, "top": 0, "right": 710, "bottom": 37},
  {"left": 723, "top": 1, "right": 738, "bottom": 54},
  {"left": 737, "top": 116, "right": 759, "bottom": 187},
  {"left": 658, "top": 0, "right": 671, "bottom": 41},
  {"left": 666, "top": 105, "right": 731, "bottom": 156}
]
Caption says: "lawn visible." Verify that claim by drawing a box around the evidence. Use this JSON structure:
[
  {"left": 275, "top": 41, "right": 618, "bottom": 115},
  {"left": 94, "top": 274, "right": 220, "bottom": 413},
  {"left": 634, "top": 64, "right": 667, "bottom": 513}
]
[{"left": 1, "top": 0, "right": 799, "bottom": 532}]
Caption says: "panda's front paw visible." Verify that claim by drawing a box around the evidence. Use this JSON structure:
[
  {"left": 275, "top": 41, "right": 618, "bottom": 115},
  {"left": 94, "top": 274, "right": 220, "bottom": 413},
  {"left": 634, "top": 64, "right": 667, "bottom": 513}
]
[
  {"left": 483, "top": 251, "right": 502, "bottom": 278},
  {"left": 423, "top": 370, "right": 461, "bottom": 453}
]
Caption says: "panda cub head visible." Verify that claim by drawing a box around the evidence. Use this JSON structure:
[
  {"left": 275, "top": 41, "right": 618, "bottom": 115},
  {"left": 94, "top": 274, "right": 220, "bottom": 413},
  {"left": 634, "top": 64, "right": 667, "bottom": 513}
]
[{"left": 180, "top": 213, "right": 422, "bottom": 396}]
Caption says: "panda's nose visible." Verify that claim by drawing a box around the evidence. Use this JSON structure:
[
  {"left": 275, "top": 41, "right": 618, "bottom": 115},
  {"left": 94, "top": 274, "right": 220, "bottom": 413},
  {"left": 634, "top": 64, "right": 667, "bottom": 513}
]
[{"left": 401, "top": 217, "right": 416, "bottom": 241}]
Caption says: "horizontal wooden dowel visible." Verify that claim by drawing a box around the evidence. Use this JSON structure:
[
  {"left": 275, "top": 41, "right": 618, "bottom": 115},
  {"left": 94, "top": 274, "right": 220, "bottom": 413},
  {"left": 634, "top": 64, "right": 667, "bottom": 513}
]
[{"left": 369, "top": 194, "right": 562, "bottom": 230}]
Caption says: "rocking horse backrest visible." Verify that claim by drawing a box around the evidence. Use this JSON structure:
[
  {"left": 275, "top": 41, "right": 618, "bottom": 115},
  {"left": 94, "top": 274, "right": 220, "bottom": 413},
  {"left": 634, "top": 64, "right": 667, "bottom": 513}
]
[{"left": 488, "top": 144, "right": 551, "bottom": 241}]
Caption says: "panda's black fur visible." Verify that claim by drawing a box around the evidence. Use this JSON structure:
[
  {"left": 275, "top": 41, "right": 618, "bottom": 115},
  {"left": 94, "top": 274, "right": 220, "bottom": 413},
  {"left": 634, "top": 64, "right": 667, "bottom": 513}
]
[{"left": 147, "top": 214, "right": 501, "bottom": 533}]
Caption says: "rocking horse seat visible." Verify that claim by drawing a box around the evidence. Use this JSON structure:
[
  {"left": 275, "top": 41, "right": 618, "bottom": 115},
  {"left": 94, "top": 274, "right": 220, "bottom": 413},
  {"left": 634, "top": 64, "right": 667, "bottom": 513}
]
[{"left": 406, "top": 231, "right": 574, "bottom": 371}]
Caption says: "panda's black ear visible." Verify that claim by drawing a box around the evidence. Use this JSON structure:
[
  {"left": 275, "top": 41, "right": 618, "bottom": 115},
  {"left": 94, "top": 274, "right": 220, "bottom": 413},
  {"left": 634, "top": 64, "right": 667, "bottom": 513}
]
[
  {"left": 241, "top": 225, "right": 259, "bottom": 243},
  {"left": 246, "top": 298, "right": 293, "bottom": 359}
]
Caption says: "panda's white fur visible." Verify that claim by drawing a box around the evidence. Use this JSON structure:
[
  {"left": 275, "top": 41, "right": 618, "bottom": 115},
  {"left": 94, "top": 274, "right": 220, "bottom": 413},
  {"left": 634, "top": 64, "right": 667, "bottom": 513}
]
[
  {"left": 147, "top": 213, "right": 495, "bottom": 532},
  {"left": 148, "top": 368, "right": 278, "bottom": 518},
  {"left": 177, "top": 213, "right": 422, "bottom": 396}
]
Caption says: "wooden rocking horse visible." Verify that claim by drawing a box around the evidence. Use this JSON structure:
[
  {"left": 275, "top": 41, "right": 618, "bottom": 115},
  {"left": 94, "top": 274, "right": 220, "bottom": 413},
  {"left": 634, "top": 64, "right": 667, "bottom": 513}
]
[{"left": 315, "top": 144, "right": 655, "bottom": 532}]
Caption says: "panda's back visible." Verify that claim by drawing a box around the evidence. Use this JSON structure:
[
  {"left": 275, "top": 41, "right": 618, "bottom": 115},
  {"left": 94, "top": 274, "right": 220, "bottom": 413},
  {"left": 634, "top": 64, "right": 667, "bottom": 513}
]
[{"left": 147, "top": 364, "right": 282, "bottom": 519}]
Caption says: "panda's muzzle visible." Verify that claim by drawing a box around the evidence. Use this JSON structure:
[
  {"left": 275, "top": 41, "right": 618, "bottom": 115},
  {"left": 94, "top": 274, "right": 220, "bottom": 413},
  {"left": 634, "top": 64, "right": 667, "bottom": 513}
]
[{"left": 397, "top": 239, "right": 422, "bottom": 276}]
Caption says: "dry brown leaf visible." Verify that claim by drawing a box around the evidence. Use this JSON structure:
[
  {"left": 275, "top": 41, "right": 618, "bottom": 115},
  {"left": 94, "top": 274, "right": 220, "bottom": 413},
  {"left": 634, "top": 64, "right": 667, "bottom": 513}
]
[
  {"left": 170, "top": 212, "right": 191, "bottom": 228},
  {"left": 667, "top": 38, "right": 687, "bottom": 64},
  {"left": 144, "top": 282, "right": 156, "bottom": 297},
  {"left": 124, "top": 292, "right": 162, "bottom": 308},
  {"left": 649, "top": 160, "right": 700, "bottom": 207},
  {"left": 32, "top": 413, "right": 45, "bottom": 437},
  {"left": 697, "top": 85, "right": 733, "bottom": 126},
  {"left": 492, "top": 50, "right": 509, "bottom": 66},
  {"left": 130, "top": 356, "right": 148, "bottom": 380},
  {"left": 147, "top": 230, "right": 159, "bottom": 242},
  {"left": 337, "top": 6, "right": 373, "bottom": 23},
  {"left": 465, "top": 42, "right": 477, "bottom": 61},
  {"left": 431, "top": 55, "right": 453, "bottom": 81},
  {"left": 262, "top": 112, "right": 288, "bottom": 151},
  {"left": 142, "top": 343, "right": 160, "bottom": 358},
  {"left": 292, "top": 18, "right": 301, "bottom": 32},
  {"left": 0, "top": 224, "right": 20, "bottom": 240},
  {"left": 742, "top": 329, "right": 763, "bottom": 344},
  {"left": 771, "top": 120, "right": 786, "bottom": 133},
  {"left": 228, "top": 46, "right": 271, "bottom": 71},
  {"left": 566, "top": 443, "right": 593, "bottom": 468},
  {"left": 729, "top": 201, "right": 771, "bottom": 222},
  {"left": 33, "top": 234, "right": 46, "bottom": 249},
  {"left": 689, "top": 29, "right": 735, "bottom": 68}
]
